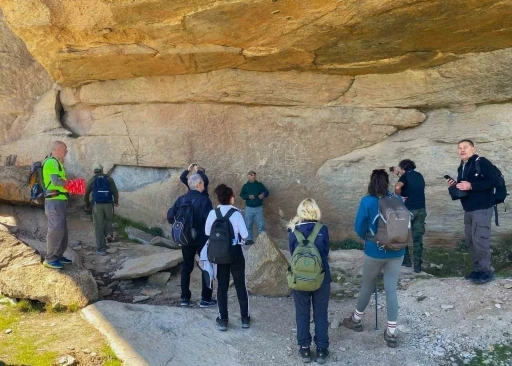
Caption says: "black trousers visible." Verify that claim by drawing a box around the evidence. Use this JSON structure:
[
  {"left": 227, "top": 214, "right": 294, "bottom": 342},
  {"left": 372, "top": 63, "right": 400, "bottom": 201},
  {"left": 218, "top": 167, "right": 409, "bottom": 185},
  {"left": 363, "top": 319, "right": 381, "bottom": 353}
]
[
  {"left": 217, "top": 245, "right": 249, "bottom": 320},
  {"left": 293, "top": 282, "right": 330, "bottom": 349},
  {"left": 181, "top": 244, "right": 213, "bottom": 301}
]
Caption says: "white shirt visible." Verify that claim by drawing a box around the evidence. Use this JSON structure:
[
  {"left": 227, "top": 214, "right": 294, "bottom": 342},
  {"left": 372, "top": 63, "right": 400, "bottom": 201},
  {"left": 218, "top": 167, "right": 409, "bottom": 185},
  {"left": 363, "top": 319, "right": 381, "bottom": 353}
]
[{"left": 205, "top": 205, "right": 248, "bottom": 244}]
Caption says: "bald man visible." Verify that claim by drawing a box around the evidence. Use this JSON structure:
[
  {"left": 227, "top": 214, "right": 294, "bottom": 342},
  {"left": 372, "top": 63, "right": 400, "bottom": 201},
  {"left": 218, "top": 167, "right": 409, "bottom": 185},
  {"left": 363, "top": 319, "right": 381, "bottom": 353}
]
[{"left": 42, "top": 141, "right": 71, "bottom": 269}]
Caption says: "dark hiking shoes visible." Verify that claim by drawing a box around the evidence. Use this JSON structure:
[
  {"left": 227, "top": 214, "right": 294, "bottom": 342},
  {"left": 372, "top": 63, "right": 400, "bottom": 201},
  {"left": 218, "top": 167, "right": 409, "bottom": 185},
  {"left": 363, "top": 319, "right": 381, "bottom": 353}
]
[
  {"left": 241, "top": 316, "right": 251, "bottom": 329},
  {"left": 180, "top": 298, "right": 190, "bottom": 307},
  {"left": 316, "top": 348, "right": 329, "bottom": 364},
  {"left": 464, "top": 271, "right": 480, "bottom": 280},
  {"left": 199, "top": 299, "right": 217, "bottom": 308},
  {"left": 58, "top": 256, "right": 73, "bottom": 264},
  {"left": 96, "top": 249, "right": 107, "bottom": 256},
  {"left": 342, "top": 314, "right": 363, "bottom": 332},
  {"left": 402, "top": 259, "right": 412, "bottom": 267},
  {"left": 298, "top": 346, "right": 311, "bottom": 363},
  {"left": 384, "top": 329, "right": 398, "bottom": 348},
  {"left": 43, "top": 260, "right": 63, "bottom": 269},
  {"left": 216, "top": 317, "right": 228, "bottom": 331},
  {"left": 471, "top": 272, "right": 494, "bottom": 284}
]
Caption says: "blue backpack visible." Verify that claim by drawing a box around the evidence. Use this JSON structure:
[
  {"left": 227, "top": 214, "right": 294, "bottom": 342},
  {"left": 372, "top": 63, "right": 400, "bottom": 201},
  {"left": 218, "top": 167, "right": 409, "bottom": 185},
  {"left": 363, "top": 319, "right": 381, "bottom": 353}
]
[
  {"left": 92, "top": 175, "right": 113, "bottom": 204},
  {"left": 170, "top": 197, "right": 199, "bottom": 246}
]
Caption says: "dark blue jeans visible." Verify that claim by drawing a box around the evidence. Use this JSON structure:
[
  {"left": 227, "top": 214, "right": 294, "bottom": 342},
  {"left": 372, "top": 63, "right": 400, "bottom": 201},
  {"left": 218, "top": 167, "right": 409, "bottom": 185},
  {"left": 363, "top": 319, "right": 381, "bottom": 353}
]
[{"left": 292, "top": 282, "right": 330, "bottom": 349}]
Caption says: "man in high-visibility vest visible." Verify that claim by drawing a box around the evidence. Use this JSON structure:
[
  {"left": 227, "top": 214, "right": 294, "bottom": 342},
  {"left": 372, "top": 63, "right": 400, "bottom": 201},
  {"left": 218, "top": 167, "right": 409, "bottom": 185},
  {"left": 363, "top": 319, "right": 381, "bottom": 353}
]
[{"left": 42, "top": 141, "right": 71, "bottom": 269}]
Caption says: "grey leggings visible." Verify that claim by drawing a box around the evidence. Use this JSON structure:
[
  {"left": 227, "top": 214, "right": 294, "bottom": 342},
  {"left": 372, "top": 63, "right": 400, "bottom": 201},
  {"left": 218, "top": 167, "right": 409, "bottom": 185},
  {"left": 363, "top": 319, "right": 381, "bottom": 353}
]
[{"left": 356, "top": 255, "right": 403, "bottom": 322}]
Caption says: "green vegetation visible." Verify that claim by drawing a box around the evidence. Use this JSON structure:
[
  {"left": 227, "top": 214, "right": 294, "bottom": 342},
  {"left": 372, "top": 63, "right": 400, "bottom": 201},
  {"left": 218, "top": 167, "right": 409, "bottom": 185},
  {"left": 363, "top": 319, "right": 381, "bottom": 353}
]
[
  {"left": 102, "top": 344, "right": 123, "bottom": 366},
  {"left": 114, "top": 214, "right": 162, "bottom": 239},
  {"left": 450, "top": 343, "right": 512, "bottom": 366},
  {"left": 331, "top": 238, "right": 364, "bottom": 251},
  {"left": 423, "top": 232, "right": 512, "bottom": 278}
]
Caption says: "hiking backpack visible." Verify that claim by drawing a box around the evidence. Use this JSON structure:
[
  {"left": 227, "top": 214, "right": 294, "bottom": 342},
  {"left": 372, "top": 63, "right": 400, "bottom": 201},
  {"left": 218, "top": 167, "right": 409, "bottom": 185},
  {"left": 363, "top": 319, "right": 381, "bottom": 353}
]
[
  {"left": 369, "top": 195, "right": 412, "bottom": 251},
  {"left": 475, "top": 157, "right": 508, "bottom": 226},
  {"left": 169, "top": 197, "right": 199, "bottom": 246},
  {"left": 27, "top": 157, "right": 60, "bottom": 206},
  {"left": 207, "top": 208, "right": 237, "bottom": 264},
  {"left": 286, "top": 222, "right": 325, "bottom": 292},
  {"left": 92, "top": 175, "right": 113, "bottom": 204}
]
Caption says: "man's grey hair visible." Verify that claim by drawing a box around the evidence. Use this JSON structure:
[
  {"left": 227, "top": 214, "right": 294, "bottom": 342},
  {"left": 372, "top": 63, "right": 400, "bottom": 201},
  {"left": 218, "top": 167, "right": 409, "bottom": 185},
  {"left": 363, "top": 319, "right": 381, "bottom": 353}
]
[{"left": 188, "top": 174, "right": 203, "bottom": 190}]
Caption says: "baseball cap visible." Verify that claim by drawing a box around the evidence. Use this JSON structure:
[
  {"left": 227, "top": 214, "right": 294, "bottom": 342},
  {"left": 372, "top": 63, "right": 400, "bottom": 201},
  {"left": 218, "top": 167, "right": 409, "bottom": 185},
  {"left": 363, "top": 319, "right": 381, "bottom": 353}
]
[
  {"left": 93, "top": 163, "right": 103, "bottom": 172},
  {"left": 248, "top": 170, "right": 256, "bottom": 175}
]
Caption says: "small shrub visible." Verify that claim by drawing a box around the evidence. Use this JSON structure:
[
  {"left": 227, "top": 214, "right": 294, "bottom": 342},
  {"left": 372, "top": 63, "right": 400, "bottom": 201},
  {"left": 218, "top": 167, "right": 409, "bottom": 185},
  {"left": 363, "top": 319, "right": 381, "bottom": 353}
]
[
  {"left": 101, "top": 345, "right": 123, "bottom": 366},
  {"left": 16, "top": 300, "right": 44, "bottom": 313},
  {"left": 331, "top": 238, "right": 364, "bottom": 251},
  {"left": 148, "top": 226, "right": 164, "bottom": 237},
  {"left": 113, "top": 215, "right": 156, "bottom": 239}
]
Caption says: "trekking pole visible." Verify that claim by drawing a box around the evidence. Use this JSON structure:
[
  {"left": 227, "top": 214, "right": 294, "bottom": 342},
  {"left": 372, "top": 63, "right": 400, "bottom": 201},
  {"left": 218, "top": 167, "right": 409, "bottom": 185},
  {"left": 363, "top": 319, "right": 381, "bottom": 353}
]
[{"left": 374, "top": 281, "right": 379, "bottom": 330}]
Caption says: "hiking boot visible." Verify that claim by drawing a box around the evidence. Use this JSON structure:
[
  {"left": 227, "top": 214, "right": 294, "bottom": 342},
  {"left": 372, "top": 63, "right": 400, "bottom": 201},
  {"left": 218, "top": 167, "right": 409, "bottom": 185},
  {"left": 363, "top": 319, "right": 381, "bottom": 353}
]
[
  {"left": 43, "top": 260, "right": 63, "bottom": 269},
  {"left": 413, "top": 266, "right": 421, "bottom": 274},
  {"left": 464, "top": 271, "right": 480, "bottom": 280},
  {"left": 106, "top": 235, "right": 114, "bottom": 243},
  {"left": 384, "top": 329, "right": 398, "bottom": 348},
  {"left": 316, "top": 348, "right": 329, "bottom": 364},
  {"left": 58, "top": 256, "right": 73, "bottom": 264},
  {"left": 471, "top": 272, "right": 494, "bottom": 285},
  {"left": 216, "top": 317, "right": 228, "bottom": 331},
  {"left": 342, "top": 314, "right": 363, "bottom": 332},
  {"left": 402, "top": 259, "right": 412, "bottom": 267},
  {"left": 298, "top": 346, "right": 311, "bottom": 363},
  {"left": 96, "top": 249, "right": 107, "bottom": 256},
  {"left": 245, "top": 239, "right": 254, "bottom": 246},
  {"left": 241, "top": 316, "right": 251, "bottom": 329},
  {"left": 180, "top": 298, "right": 190, "bottom": 307},
  {"left": 199, "top": 299, "right": 217, "bottom": 308}
]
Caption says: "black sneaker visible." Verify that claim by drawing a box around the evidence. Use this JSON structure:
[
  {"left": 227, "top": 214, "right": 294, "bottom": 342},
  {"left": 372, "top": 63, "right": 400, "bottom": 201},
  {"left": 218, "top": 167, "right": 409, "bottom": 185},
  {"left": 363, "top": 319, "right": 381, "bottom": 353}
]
[
  {"left": 216, "top": 317, "right": 228, "bottom": 331},
  {"left": 471, "top": 272, "right": 494, "bottom": 285},
  {"left": 298, "top": 346, "right": 311, "bottom": 363},
  {"left": 414, "top": 266, "right": 421, "bottom": 274},
  {"left": 199, "top": 299, "right": 217, "bottom": 308},
  {"left": 316, "top": 348, "right": 329, "bottom": 364},
  {"left": 180, "top": 298, "right": 190, "bottom": 307},
  {"left": 241, "top": 316, "right": 250, "bottom": 329},
  {"left": 464, "top": 271, "right": 480, "bottom": 280},
  {"left": 402, "top": 260, "right": 412, "bottom": 267},
  {"left": 245, "top": 239, "right": 254, "bottom": 246}
]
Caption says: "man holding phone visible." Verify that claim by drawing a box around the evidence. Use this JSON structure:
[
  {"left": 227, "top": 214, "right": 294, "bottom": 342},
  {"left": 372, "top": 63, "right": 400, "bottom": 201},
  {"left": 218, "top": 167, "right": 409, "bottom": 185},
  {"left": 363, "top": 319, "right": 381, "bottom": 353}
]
[
  {"left": 393, "top": 159, "right": 426, "bottom": 273},
  {"left": 446, "top": 139, "right": 495, "bottom": 284},
  {"left": 180, "top": 163, "right": 209, "bottom": 196}
]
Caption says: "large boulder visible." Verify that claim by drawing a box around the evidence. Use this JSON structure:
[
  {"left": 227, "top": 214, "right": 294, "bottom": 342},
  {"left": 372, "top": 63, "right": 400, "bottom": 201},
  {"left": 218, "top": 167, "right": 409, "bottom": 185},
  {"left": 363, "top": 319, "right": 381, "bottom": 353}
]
[
  {"left": 0, "top": 165, "right": 31, "bottom": 204},
  {"left": 0, "top": 231, "right": 98, "bottom": 307},
  {"left": 245, "top": 232, "right": 291, "bottom": 297},
  {"left": 112, "top": 249, "right": 183, "bottom": 280}
]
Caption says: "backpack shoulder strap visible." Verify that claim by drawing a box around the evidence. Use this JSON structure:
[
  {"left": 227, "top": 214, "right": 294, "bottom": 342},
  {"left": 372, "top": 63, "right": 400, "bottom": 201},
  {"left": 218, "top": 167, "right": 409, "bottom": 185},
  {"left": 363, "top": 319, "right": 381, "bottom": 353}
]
[
  {"left": 293, "top": 229, "right": 306, "bottom": 245},
  {"left": 224, "top": 208, "right": 237, "bottom": 220},
  {"left": 308, "top": 222, "right": 324, "bottom": 244},
  {"left": 215, "top": 208, "right": 222, "bottom": 219}
]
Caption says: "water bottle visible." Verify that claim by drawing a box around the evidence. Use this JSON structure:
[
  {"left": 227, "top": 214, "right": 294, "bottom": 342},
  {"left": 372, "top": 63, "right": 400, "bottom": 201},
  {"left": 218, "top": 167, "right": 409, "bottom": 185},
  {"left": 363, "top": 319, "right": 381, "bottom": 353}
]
[{"left": 232, "top": 237, "right": 237, "bottom": 246}]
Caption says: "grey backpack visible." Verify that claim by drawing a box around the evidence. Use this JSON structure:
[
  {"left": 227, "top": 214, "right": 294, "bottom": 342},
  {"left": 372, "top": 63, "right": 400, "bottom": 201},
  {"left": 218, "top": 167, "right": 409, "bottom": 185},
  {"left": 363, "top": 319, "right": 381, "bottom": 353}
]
[{"left": 368, "top": 195, "right": 412, "bottom": 251}]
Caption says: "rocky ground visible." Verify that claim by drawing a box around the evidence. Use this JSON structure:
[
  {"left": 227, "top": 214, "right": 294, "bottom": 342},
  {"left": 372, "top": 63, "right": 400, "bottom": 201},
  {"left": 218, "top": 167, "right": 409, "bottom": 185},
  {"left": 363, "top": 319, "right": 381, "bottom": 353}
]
[{"left": 1, "top": 203, "right": 511, "bottom": 365}]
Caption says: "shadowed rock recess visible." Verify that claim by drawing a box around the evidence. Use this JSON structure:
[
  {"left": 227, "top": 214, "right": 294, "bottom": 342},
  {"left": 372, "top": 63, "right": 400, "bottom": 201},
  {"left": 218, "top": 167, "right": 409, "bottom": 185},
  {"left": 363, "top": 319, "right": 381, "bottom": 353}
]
[{"left": 0, "top": 1, "right": 511, "bottom": 244}]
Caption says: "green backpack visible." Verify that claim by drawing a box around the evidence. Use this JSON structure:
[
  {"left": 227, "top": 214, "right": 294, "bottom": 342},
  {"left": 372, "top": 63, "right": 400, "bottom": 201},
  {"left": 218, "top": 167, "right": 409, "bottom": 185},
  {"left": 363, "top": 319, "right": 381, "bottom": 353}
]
[{"left": 287, "top": 222, "right": 325, "bottom": 291}]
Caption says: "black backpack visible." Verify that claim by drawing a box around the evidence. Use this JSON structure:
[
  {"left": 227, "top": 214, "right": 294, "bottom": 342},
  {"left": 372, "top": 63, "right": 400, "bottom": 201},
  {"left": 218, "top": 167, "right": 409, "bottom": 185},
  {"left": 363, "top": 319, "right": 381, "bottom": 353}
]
[
  {"left": 92, "top": 175, "right": 113, "bottom": 204},
  {"left": 27, "top": 157, "right": 60, "bottom": 206},
  {"left": 475, "top": 157, "right": 508, "bottom": 226},
  {"left": 169, "top": 197, "right": 199, "bottom": 246},
  {"left": 207, "top": 208, "right": 237, "bottom": 264}
]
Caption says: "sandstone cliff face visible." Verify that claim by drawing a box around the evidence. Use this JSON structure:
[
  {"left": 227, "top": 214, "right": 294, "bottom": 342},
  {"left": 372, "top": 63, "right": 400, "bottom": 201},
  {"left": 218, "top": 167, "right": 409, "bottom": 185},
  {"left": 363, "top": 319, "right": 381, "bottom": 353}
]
[
  {"left": 1, "top": 0, "right": 511, "bottom": 85},
  {"left": 0, "top": 1, "right": 511, "bottom": 245}
]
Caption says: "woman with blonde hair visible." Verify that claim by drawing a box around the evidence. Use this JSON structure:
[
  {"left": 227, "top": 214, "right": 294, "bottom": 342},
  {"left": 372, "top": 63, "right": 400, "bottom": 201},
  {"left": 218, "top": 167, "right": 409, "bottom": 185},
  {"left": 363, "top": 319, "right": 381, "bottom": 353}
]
[{"left": 288, "top": 198, "right": 331, "bottom": 364}]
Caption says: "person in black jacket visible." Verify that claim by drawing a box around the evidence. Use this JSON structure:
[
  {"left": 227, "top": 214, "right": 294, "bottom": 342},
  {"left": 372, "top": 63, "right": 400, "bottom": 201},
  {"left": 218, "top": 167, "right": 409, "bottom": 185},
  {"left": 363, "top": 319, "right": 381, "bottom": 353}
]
[
  {"left": 288, "top": 198, "right": 330, "bottom": 364},
  {"left": 447, "top": 139, "right": 495, "bottom": 284},
  {"left": 180, "top": 164, "right": 209, "bottom": 196},
  {"left": 168, "top": 174, "right": 215, "bottom": 306}
]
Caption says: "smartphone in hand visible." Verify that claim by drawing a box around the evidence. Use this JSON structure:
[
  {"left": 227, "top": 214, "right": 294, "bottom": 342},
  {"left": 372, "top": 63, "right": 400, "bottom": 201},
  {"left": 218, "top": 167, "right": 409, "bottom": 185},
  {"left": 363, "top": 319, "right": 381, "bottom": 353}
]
[{"left": 443, "top": 175, "right": 452, "bottom": 180}]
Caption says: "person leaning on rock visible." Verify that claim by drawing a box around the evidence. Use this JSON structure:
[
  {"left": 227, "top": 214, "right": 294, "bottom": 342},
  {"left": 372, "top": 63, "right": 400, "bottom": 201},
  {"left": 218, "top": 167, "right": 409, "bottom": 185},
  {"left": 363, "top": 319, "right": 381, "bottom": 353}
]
[
  {"left": 168, "top": 173, "right": 215, "bottom": 307},
  {"left": 84, "top": 163, "right": 119, "bottom": 256},
  {"left": 239, "top": 170, "right": 269, "bottom": 245},
  {"left": 446, "top": 139, "right": 495, "bottom": 284},
  {"left": 180, "top": 163, "right": 209, "bottom": 196},
  {"left": 392, "top": 159, "right": 426, "bottom": 273},
  {"left": 42, "top": 141, "right": 71, "bottom": 269}
]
